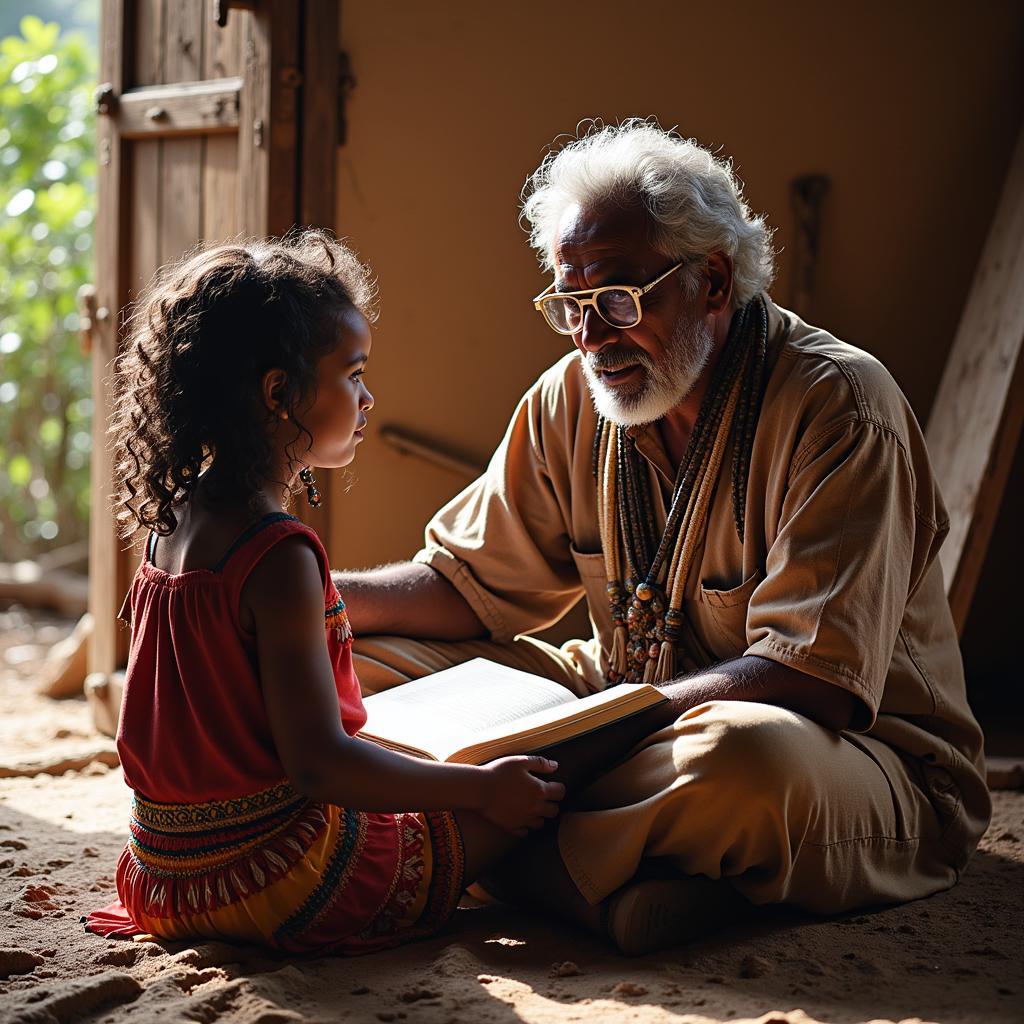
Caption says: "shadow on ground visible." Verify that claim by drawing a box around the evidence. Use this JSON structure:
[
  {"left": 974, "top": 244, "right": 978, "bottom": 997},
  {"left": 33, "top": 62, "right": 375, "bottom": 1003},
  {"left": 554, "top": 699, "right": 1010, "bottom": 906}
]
[{"left": 1, "top": 778, "right": 1022, "bottom": 1024}]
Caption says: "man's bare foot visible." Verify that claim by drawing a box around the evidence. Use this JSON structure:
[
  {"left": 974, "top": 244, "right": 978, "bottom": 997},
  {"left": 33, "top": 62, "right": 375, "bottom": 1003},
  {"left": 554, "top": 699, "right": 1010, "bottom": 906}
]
[
  {"left": 605, "top": 875, "right": 749, "bottom": 956},
  {"left": 479, "top": 826, "right": 606, "bottom": 932},
  {"left": 482, "top": 833, "right": 749, "bottom": 955}
]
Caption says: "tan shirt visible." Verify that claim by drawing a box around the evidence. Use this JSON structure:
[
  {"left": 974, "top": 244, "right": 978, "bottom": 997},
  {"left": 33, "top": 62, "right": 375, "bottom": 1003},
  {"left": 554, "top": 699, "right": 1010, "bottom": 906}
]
[{"left": 416, "top": 299, "right": 987, "bottom": 803}]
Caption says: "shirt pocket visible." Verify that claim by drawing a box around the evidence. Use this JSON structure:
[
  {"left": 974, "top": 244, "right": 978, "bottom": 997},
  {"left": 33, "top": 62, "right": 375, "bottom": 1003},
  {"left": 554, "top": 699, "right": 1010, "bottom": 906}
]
[
  {"left": 698, "top": 570, "right": 764, "bottom": 654},
  {"left": 569, "top": 546, "right": 612, "bottom": 653}
]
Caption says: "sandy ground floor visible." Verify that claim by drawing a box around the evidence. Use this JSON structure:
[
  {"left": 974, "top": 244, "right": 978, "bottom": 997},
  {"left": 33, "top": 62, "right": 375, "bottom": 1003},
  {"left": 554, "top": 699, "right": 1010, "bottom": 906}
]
[{"left": 1, "top": 606, "right": 1021, "bottom": 1024}]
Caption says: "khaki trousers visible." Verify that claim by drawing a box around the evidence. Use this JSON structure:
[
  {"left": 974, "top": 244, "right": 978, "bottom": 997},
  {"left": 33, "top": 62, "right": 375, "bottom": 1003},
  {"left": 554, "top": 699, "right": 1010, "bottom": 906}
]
[{"left": 354, "top": 634, "right": 962, "bottom": 912}]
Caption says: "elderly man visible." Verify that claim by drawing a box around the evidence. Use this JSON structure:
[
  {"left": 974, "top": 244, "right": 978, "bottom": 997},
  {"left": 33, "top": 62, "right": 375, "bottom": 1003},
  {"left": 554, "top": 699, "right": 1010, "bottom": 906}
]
[{"left": 335, "top": 122, "right": 990, "bottom": 953}]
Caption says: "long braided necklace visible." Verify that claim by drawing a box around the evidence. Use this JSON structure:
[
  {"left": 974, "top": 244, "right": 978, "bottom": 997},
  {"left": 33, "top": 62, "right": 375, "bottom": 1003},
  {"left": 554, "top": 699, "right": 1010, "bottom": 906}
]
[{"left": 596, "top": 295, "right": 768, "bottom": 685}]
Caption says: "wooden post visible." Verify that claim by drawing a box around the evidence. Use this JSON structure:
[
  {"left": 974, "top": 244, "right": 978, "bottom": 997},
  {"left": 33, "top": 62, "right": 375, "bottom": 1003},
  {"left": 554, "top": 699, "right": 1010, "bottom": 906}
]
[
  {"left": 926, "top": 124, "right": 1024, "bottom": 634},
  {"left": 89, "top": 0, "right": 129, "bottom": 680}
]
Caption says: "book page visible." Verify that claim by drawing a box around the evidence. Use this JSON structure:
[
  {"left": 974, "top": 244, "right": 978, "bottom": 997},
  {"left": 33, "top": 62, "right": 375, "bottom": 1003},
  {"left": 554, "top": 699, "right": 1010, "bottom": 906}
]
[
  {"left": 452, "top": 682, "right": 661, "bottom": 761},
  {"left": 360, "top": 659, "right": 576, "bottom": 758}
]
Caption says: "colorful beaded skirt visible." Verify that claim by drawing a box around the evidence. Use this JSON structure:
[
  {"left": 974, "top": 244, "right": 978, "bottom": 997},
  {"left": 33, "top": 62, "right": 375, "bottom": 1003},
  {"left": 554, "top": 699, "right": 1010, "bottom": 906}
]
[{"left": 85, "top": 781, "right": 464, "bottom": 955}]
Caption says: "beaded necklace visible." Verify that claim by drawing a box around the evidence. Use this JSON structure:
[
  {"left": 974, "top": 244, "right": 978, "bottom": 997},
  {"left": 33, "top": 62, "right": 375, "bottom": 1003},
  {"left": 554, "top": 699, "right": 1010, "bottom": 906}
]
[{"left": 595, "top": 295, "right": 768, "bottom": 685}]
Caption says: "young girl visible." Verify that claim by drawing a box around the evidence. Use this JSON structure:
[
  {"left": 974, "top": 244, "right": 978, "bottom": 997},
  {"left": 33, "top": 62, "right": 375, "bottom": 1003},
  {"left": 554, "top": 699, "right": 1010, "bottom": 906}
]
[{"left": 84, "top": 230, "right": 571, "bottom": 954}]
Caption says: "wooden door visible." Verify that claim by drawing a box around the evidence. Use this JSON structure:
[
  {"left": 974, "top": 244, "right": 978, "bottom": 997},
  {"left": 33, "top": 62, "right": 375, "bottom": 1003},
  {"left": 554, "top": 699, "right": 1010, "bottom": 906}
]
[{"left": 89, "top": 0, "right": 341, "bottom": 691}]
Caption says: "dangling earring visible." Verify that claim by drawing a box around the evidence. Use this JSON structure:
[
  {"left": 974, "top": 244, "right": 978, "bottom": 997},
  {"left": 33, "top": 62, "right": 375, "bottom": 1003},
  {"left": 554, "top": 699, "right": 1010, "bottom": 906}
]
[{"left": 299, "top": 467, "right": 322, "bottom": 508}]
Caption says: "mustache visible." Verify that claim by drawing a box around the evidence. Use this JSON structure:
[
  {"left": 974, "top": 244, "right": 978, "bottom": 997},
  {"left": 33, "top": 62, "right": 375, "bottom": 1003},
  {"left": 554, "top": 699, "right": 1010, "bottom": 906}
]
[{"left": 586, "top": 349, "right": 654, "bottom": 373}]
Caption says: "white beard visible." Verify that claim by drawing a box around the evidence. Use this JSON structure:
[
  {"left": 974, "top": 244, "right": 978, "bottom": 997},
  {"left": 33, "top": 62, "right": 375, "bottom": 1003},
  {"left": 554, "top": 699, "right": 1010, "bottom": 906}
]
[{"left": 580, "top": 316, "right": 714, "bottom": 427}]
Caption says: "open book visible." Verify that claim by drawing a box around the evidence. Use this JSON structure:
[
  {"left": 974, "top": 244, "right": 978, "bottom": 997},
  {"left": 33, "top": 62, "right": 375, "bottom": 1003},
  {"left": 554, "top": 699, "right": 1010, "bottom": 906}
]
[{"left": 359, "top": 658, "right": 666, "bottom": 764}]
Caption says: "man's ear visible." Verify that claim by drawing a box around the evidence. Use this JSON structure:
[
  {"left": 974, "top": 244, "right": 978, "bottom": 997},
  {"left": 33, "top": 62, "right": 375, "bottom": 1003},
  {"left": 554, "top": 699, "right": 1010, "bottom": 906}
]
[
  {"left": 704, "top": 252, "right": 734, "bottom": 315},
  {"left": 261, "top": 368, "right": 289, "bottom": 417}
]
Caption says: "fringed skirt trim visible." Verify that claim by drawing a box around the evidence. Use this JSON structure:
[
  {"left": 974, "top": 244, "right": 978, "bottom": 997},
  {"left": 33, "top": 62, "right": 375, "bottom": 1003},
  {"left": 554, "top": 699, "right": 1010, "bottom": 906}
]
[{"left": 97, "top": 781, "right": 464, "bottom": 955}]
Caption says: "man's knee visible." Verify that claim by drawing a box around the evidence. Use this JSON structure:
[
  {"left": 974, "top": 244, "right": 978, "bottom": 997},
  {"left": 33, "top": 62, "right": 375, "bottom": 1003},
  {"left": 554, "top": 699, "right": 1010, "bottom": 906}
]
[{"left": 671, "top": 700, "right": 834, "bottom": 803}]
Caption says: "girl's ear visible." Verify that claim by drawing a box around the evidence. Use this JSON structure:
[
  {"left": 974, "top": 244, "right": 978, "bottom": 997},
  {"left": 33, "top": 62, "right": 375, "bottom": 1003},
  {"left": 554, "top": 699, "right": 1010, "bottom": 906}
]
[{"left": 261, "top": 368, "right": 289, "bottom": 418}]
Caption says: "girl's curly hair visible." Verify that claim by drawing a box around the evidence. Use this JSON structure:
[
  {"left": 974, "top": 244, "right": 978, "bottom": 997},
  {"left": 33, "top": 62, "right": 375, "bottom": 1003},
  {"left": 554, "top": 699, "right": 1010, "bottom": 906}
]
[{"left": 110, "top": 229, "right": 377, "bottom": 540}]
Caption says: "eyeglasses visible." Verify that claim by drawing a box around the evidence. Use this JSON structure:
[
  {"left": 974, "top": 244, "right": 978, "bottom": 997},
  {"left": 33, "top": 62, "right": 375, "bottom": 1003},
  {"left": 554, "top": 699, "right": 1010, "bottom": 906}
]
[{"left": 532, "top": 261, "right": 685, "bottom": 336}]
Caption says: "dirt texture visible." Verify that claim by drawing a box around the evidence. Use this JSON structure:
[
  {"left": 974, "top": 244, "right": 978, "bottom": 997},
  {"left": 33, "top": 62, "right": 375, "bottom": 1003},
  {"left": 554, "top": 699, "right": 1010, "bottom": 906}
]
[{"left": 1, "top": 605, "right": 1021, "bottom": 1024}]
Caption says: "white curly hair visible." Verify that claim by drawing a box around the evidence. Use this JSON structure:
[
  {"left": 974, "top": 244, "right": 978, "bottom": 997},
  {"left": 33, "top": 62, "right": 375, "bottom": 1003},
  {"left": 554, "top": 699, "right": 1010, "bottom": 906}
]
[{"left": 521, "top": 120, "right": 775, "bottom": 308}]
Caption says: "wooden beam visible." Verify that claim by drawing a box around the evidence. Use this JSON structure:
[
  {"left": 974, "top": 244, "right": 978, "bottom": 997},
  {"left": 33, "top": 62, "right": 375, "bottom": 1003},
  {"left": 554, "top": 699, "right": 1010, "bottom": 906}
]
[
  {"left": 926, "top": 124, "right": 1024, "bottom": 634},
  {"left": 266, "top": 1, "right": 301, "bottom": 236},
  {"left": 116, "top": 78, "right": 242, "bottom": 138},
  {"left": 300, "top": 1, "right": 338, "bottom": 228},
  {"left": 379, "top": 425, "right": 485, "bottom": 479},
  {"left": 294, "top": 0, "right": 340, "bottom": 553},
  {"left": 89, "top": 0, "right": 129, "bottom": 679},
  {"left": 239, "top": 1, "right": 301, "bottom": 237}
]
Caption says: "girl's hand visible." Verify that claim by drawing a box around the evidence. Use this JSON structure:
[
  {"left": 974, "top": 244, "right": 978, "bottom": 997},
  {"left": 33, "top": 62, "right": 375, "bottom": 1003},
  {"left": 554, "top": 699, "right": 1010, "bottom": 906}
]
[
  {"left": 478, "top": 756, "right": 565, "bottom": 836},
  {"left": 250, "top": 538, "right": 568, "bottom": 826}
]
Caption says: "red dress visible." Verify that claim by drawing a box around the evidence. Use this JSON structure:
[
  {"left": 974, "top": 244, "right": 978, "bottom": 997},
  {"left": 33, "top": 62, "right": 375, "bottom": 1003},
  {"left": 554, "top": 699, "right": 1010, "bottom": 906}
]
[{"left": 86, "top": 513, "right": 463, "bottom": 954}]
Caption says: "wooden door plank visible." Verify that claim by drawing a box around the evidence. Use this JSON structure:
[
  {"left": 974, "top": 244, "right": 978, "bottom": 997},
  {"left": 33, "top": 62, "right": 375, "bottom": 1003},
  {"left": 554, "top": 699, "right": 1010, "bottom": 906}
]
[
  {"left": 128, "top": 0, "right": 164, "bottom": 88},
  {"left": 127, "top": 146, "right": 160, "bottom": 304},
  {"left": 89, "top": 0, "right": 128, "bottom": 677},
  {"left": 158, "top": 2, "right": 205, "bottom": 266},
  {"left": 115, "top": 1, "right": 167, "bottom": 666},
  {"left": 926, "top": 124, "right": 1024, "bottom": 634},
  {"left": 202, "top": 7, "right": 244, "bottom": 242},
  {"left": 239, "top": 11, "right": 269, "bottom": 236},
  {"left": 127, "top": 0, "right": 163, "bottom": 298},
  {"left": 202, "top": 136, "right": 241, "bottom": 241},
  {"left": 205, "top": 2, "right": 244, "bottom": 79},
  {"left": 165, "top": 1, "right": 203, "bottom": 83},
  {"left": 159, "top": 137, "right": 204, "bottom": 261},
  {"left": 123, "top": 135, "right": 161, "bottom": 665}
]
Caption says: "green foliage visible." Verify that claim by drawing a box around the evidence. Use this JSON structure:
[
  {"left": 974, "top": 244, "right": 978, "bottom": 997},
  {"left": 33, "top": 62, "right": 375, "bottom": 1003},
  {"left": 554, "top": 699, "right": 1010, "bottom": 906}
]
[{"left": 0, "top": 15, "right": 95, "bottom": 560}]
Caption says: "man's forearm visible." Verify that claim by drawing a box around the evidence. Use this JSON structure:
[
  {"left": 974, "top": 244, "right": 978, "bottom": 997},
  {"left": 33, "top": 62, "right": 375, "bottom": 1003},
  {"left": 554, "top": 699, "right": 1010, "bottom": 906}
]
[
  {"left": 331, "top": 561, "right": 487, "bottom": 641},
  {"left": 652, "top": 655, "right": 856, "bottom": 733}
]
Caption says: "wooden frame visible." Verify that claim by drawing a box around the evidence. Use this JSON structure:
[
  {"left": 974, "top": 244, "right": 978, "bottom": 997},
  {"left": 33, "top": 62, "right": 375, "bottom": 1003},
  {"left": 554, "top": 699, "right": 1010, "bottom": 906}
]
[{"left": 89, "top": 0, "right": 129, "bottom": 680}]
